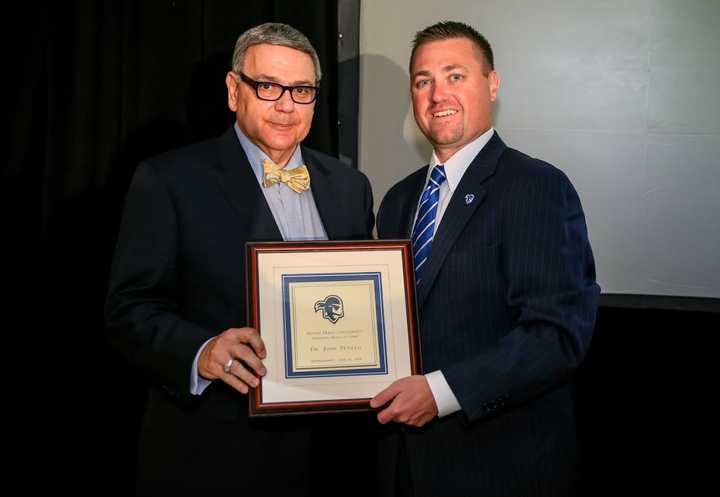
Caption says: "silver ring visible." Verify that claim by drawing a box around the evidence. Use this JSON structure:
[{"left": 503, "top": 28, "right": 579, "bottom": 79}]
[{"left": 223, "top": 358, "right": 234, "bottom": 374}]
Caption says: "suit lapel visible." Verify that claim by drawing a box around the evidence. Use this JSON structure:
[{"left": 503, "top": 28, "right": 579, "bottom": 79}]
[
  {"left": 417, "top": 133, "right": 507, "bottom": 306},
  {"left": 302, "top": 147, "right": 344, "bottom": 239},
  {"left": 214, "top": 128, "right": 282, "bottom": 241},
  {"left": 403, "top": 168, "right": 430, "bottom": 237}
]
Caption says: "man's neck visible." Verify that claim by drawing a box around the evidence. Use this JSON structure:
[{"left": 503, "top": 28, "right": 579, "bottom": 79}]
[
  {"left": 234, "top": 122, "right": 300, "bottom": 168},
  {"left": 433, "top": 130, "right": 491, "bottom": 163},
  {"left": 432, "top": 127, "right": 495, "bottom": 166},
  {"left": 263, "top": 147, "right": 297, "bottom": 168}
]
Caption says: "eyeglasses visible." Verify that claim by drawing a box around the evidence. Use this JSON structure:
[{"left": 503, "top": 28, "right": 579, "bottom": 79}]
[{"left": 238, "top": 72, "right": 319, "bottom": 104}]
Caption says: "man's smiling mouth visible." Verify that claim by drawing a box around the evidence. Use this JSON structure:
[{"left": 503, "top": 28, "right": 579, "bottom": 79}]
[{"left": 432, "top": 109, "right": 458, "bottom": 118}]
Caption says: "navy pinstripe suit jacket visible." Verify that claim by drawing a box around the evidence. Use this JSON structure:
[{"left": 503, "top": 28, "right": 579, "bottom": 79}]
[{"left": 377, "top": 132, "right": 600, "bottom": 497}]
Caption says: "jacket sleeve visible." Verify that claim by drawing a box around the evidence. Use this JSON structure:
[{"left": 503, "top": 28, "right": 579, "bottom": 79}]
[
  {"left": 104, "top": 162, "right": 215, "bottom": 400},
  {"left": 443, "top": 168, "right": 600, "bottom": 423}
]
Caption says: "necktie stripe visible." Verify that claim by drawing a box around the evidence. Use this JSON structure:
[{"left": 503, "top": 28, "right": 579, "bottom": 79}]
[
  {"left": 414, "top": 236, "right": 434, "bottom": 254},
  {"left": 414, "top": 201, "right": 439, "bottom": 231},
  {"left": 413, "top": 241, "right": 433, "bottom": 262},
  {"left": 417, "top": 194, "right": 431, "bottom": 211},
  {"left": 410, "top": 165, "right": 446, "bottom": 285},
  {"left": 412, "top": 220, "right": 435, "bottom": 245}
]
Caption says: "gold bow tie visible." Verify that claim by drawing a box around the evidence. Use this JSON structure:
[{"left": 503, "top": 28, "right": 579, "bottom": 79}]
[{"left": 262, "top": 159, "right": 310, "bottom": 193}]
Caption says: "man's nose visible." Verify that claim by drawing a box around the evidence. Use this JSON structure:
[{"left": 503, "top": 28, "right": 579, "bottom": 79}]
[
  {"left": 274, "top": 89, "right": 296, "bottom": 112},
  {"left": 430, "top": 80, "right": 450, "bottom": 102}
]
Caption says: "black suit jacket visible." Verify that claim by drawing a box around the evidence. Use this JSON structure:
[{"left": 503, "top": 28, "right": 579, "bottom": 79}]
[
  {"left": 105, "top": 127, "right": 374, "bottom": 494},
  {"left": 376, "top": 133, "right": 599, "bottom": 497}
]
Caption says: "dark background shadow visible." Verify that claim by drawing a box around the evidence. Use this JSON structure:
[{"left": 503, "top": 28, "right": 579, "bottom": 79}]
[{"left": 5, "top": 2, "right": 358, "bottom": 494}]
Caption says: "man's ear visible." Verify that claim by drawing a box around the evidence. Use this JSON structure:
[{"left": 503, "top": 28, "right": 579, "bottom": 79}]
[
  {"left": 488, "top": 70, "right": 500, "bottom": 102},
  {"left": 226, "top": 71, "right": 239, "bottom": 111}
]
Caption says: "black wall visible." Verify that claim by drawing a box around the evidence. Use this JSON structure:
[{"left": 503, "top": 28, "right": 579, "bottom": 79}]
[{"left": 577, "top": 305, "right": 718, "bottom": 495}]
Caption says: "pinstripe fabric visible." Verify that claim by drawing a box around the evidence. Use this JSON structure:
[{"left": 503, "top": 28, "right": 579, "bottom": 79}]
[
  {"left": 376, "top": 132, "right": 600, "bottom": 497},
  {"left": 411, "top": 165, "right": 446, "bottom": 284}
]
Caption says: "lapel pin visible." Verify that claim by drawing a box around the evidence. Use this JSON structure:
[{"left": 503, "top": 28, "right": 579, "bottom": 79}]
[{"left": 465, "top": 193, "right": 475, "bottom": 205}]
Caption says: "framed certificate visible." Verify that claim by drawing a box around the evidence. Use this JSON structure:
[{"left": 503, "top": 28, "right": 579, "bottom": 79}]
[{"left": 246, "top": 240, "right": 421, "bottom": 416}]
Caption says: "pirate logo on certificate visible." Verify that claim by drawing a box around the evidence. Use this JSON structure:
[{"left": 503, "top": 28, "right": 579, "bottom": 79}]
[{"left": 314, "top": 295, "right": 345, "bottom": 324}]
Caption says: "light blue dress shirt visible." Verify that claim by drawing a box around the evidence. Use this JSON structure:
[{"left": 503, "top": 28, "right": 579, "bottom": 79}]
[
  {"left": 190, "top": 125, "right": 328, "bottom": 395},
  {"left": 235, "top": 123, "right": 328, "bottom": 241}
]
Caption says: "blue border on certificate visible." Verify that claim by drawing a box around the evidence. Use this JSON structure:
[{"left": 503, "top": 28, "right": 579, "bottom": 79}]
[{"left": 281, "top": 272, "right": 388, "bottom": 378}]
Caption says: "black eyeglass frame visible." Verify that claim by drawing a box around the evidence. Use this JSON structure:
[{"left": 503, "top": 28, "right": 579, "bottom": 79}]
[{"left": 237, "top": 72, "right": 320, "bottom": 104}]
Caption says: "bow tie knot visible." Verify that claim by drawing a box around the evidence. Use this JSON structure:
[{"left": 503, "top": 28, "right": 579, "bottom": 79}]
[{"left": 262, "top": 159, "right": 310, "bottom": 193}]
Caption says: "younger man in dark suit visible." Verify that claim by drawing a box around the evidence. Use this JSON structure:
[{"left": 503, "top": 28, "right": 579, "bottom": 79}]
[
  {"left": 105, "top": 23, "right": 373, "bottom": 494},
  {"left": 371, "top": 21, "right": 600, "bottom": 497}
]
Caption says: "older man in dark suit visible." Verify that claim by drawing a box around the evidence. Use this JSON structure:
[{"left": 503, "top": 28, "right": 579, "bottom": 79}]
[
  {"left": 105, "top": 23, "right": 373, "bottom": 494},
  {"left": 371, "top": 21, "right": 600, "bottom": 497}
]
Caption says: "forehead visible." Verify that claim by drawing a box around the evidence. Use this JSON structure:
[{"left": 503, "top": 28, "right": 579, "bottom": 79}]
[
  {"left": 411, "top": 38, "right": 484, "bottom": 74},
  {"left": 243, "top": 43, "right": 315, "bottom": 82}
]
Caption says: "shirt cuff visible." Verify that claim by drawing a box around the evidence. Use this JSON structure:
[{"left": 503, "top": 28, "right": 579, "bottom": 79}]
[
  {"left": 190, "top": 338, "right": 214, "bottom": 395},
  {"left": 425, "top": 370, "right": 462, "bottom": 417}
]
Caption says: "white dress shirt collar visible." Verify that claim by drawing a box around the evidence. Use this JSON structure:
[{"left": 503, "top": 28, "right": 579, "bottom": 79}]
[{"left": 427, "top": 127, "right": 495, "bottom": 192}]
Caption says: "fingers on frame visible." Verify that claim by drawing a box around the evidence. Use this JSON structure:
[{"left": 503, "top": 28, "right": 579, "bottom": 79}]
[
  {"left": 230, "top": 343, "right": 266, "bottom": 377},
  {"left": 226, "top": 359, "right": 260, "bottom": 388}
]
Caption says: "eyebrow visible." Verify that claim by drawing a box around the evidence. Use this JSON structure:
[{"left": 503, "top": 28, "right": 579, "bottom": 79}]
[
  {"left": 412, "top": 69, "right": 433, "bottom": 80},
  {"left": 411, "top": 64, "right": 469, "bottom": 80},
  {"left": 441, "top": 64, "right": 469, "bottom": 73},
  {"left": 254, "top": 73, "right": 316, "bottom": 86}
]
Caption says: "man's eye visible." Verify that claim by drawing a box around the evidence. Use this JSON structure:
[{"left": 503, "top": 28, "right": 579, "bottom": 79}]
[
  {"left": 295, "top": 87, "right": 307, "bottom": 94},
  {"left": 415, "top": 79, "right": 429, "bottom": 89},
  {"left": 260, "top": 82, "right": 274, "bottom": 90},
  {"left": 450, "top": 73, "right": 464, "bottom": 82}
]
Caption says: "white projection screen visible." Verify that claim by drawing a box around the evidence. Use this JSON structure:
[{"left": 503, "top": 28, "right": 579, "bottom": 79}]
[{"left": 358, "top": 0, "right": 720, "bottom": 305}]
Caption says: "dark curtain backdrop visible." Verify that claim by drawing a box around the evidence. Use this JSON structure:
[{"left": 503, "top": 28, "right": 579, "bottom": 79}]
[
  {"left": 6, "top": 2, "right": 346, "bottom": 493},
  {"left": 11, "top": 1, "right": 340, "bottom": 242}
]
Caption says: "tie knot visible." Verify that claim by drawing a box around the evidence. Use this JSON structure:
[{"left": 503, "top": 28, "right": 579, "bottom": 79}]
[{"left": 429, "top": 165, "right": 446, "bottom": 188}]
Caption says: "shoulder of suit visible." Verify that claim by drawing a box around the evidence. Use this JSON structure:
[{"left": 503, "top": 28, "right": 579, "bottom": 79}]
[
  {"left": 383, "top": 166, "right": 428, "bottom": 200},
  {"left": 499, "top": 146, "right": 571, "bottom": 184},
  {"left": 302, "top": 146, "right": 369, "bottom": 182},
  {"left": 494, "top": 147, "right": 578, "bottom": 201},
  {"left": 138, "top": 135, "right": 223, "bottom": 180}
]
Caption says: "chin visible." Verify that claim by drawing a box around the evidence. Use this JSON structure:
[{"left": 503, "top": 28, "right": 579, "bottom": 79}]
[
  {"left": 268, "top": 138, "right": 299, "bottom": 152},
  {"left": 425, "top": 124, "right": 461, "bottom": 142},
  {"left": 262, "top": 130, "right": 294, "bottom": 143},
  {"left": 430, "top": 133, "right": 462, "bottom": 147}
]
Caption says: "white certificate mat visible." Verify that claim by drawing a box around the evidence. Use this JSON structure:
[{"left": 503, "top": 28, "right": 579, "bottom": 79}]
[{"left": 246, "top": 240, "right": 420, "bottom": 416}]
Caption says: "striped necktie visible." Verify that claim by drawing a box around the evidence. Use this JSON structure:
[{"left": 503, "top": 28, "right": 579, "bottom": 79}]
[{"left": 411, "top": 165, "right": 446, "bottom": 285}]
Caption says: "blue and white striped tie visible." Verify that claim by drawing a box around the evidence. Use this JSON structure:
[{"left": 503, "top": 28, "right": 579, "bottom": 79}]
[{"left": 411, "top": 165, "right": 446, "bottom": 285}]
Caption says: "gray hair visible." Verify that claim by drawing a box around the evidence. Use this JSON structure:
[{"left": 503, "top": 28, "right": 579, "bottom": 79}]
[{"left": 231, "top": 22, "right": 322, "bottom": 83}]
